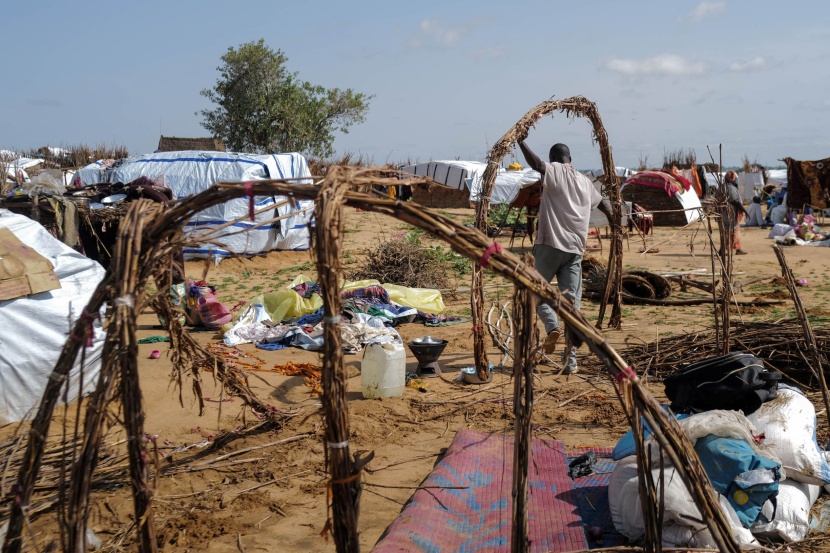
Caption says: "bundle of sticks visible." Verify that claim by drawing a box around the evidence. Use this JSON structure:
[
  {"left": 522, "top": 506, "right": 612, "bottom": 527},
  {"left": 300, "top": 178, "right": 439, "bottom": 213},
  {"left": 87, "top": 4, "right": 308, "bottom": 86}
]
[{"left": 614, "top": 319, "right": 830, "bottom": 388}]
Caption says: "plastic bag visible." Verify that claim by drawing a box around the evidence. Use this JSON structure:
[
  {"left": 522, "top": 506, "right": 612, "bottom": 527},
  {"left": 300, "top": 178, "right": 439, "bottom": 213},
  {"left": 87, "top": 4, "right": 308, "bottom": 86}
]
[
  {"left": 382, "top": 283, "right": 445, "bottom": 314},
  {"left": 251, "top": 274, "right": 322, "bottom": 323}
]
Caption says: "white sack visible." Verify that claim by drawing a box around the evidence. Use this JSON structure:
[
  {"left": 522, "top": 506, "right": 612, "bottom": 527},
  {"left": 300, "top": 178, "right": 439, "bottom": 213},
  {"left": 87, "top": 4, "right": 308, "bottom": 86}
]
[
  {"left": 747, "top": 388, "right": 830, "bottom": 484},
  {"left": 609, "top": 455, "right": 757, "bottom": 547},
  {"left": 0, "top": 210, "right": 105, "bottom": 424},
  {"left": 752, "top": 480, "right": 820, "bottom": 541},
  {"left": 652, "top": 410, "right": 781, "bottom": 467}
]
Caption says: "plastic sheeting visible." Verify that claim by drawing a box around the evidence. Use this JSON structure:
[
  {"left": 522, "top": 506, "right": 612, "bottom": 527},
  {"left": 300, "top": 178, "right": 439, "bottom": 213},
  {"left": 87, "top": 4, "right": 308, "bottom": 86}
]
[
  {"left": 586, "top": 167, "right": 634, "bottom": 181},
  {"left": 401, "top": 160, "right": 480, "bottom": 191},
  {"left": 767, "top": 169, "right": 788, "bottom": 188},
  {"left": 400, "top": 160, "right": 541, "bottom": 205},
  {"left": 738, "top": 172, "right": 765, "bottom": 202},
  {"left": 675, "top": 186, "right": 703, "bottom": 223},
  {"left": 468, "top": 168, "right": 541, "bottom": 205},
  {"left": 0, "top": 210, "right": 105, "bottom": 424},
  {"left": 111, "top": 151, "right": 314, "bottom": 259}
]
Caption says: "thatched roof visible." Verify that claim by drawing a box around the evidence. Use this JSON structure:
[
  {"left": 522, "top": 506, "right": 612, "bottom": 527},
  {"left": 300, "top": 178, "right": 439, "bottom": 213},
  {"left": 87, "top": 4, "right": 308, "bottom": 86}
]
[{"left": 157, "top": 136, "right": 225, "bottom": 152}]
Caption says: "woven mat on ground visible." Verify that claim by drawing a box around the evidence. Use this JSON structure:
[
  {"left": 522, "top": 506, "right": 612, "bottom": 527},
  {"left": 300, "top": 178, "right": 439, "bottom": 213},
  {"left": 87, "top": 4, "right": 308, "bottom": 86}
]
[
  {"left": 566, "top": 447, "right": 627, "bottom": 549},
  {"left": 373, "top": 429, "right": 590, "bottom": 553}
]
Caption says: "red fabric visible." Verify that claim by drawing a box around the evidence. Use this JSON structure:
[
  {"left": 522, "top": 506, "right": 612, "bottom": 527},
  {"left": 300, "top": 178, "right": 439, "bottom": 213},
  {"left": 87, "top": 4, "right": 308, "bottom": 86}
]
[{"left": 624, "top": 170, "right": 691, "bottom": 197}]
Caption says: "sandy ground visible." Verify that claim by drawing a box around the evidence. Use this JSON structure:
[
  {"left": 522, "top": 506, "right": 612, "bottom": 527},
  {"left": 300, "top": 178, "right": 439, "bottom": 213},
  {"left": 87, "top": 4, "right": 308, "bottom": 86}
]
[{"left": 15, "top": 209, "right": 830, "bottom": 551}]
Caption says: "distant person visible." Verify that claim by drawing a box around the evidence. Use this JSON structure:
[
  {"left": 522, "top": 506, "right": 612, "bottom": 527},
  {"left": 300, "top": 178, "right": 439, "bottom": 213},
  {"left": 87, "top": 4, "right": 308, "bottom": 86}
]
[
  {"left": 518, "top": 140, "right": 613, "bottom": 374},
  {"left": 744, "top": 196, "right": 764, "bottom": 227},
  {"left": 770, "top": 197, "right": 788, "bottom": 225},
  {"left": 723, "top": 170, "right": 749, "bottom": 255}
]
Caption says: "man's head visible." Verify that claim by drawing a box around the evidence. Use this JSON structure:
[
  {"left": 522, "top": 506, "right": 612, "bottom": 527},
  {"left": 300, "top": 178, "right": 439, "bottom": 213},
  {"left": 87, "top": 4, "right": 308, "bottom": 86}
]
[{"left": 548, "top": 143, "right": 571, "bottom": 164}]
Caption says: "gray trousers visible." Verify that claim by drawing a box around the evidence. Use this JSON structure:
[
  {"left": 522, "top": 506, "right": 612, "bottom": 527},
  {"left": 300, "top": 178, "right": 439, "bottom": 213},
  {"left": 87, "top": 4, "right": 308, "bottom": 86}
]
[{"left": 533, "top": 243, "right": 582, "bottom": 367}]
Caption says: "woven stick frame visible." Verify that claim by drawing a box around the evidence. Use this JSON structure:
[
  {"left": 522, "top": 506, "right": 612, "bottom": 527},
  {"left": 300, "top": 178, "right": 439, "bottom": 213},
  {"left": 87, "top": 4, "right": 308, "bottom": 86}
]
[
  {"left": 3, "top": 169, "right": 736, "bottom": 552},
  {"left": 471, "top": 96, "right": 624, "bottom": 380}
]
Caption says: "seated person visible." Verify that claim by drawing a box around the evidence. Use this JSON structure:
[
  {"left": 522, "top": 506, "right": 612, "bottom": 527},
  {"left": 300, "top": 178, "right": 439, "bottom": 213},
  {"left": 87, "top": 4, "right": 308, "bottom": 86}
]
[
  {"left": 744, "top": 196, "right": 764, "bottom": 226},
  {"left": 770, "top": 197, "right": 789, "bottom": 225}
]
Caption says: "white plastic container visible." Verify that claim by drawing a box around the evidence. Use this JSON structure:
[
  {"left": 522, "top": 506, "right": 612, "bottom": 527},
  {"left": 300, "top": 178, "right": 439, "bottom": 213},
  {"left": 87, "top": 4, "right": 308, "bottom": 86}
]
[{"left": 361, "top": 341, "right": 406, "bottom": 398}]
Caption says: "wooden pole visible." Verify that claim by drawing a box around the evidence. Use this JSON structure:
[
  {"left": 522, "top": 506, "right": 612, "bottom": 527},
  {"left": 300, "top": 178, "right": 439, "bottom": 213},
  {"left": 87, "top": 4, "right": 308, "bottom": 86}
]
[
  {"left": 510, "top": 255, "right": 537, "bottom": 553},
  {"left": 315, "top": 168, "right": 360, "bottom": 553},
  {"left": 472, "top": 162, "right": 500, "bottom": 382},
  {"left": 773, "top": 244, "right": 830, "bottom": 428},
  {"left": 115, "top": 206, "right": 157, "bottom": 553}
]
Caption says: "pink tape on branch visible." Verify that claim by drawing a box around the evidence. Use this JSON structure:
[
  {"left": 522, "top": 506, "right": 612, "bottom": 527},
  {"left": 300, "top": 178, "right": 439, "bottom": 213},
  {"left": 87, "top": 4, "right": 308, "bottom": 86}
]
[
  {"left": 244, "top": 181, "right": 255, "bottom": 221},
  {"left": 614, "top": 366, "right": 637, "bottom": 383},
  {"left": 480, "top": 241, "right": 503, "bottom": 268}
]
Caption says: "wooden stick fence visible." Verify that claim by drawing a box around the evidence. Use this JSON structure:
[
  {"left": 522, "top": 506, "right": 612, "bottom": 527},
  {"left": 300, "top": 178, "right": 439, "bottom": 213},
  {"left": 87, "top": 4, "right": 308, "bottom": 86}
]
[
  {"left": 773, "top": 244, "right": 830, "bottom": 431},
  {"left": 2, "top": 169, "right": 738, "bottom": 553}
]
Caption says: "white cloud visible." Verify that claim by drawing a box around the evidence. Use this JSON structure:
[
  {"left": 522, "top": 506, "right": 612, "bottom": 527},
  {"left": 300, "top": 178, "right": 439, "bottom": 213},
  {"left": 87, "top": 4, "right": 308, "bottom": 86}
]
[
  {"left": 600, "top": 55, "right": 708, "bottom": 76},
  {"left": 680, "top": 1, "right": 726, "bottom": 22},
  {"left": 414, "top": 19, "right": 464, "bottom": 47},
  {"left": 729, "top": 57, "right": 767, "bottom": 72}
]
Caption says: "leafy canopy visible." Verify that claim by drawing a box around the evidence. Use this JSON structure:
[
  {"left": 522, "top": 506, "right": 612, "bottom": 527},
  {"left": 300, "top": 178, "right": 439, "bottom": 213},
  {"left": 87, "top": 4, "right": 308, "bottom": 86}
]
[{"left": 198, "top": 39, "right": 371, "bottom": 158}]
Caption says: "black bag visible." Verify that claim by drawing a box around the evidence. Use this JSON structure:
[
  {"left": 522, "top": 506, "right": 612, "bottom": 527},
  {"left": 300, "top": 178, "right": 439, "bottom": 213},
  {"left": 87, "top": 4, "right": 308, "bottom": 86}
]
[{"left": 664, "top": 352, "right": 781, "bottom": 415}]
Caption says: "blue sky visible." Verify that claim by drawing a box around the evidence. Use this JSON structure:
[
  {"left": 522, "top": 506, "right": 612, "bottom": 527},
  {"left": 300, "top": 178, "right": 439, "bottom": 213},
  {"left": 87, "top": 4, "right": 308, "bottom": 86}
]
[{"left": 2, "top": 0, "right": 828, "bottom": 169}]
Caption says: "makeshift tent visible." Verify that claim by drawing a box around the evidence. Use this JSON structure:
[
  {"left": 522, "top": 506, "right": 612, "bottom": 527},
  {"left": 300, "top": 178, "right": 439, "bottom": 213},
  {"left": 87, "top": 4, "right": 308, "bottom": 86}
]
[
  {"left": 402, "top": 160, "right": 480, "bottom": 191},
  {"left": 703, "top": 171, "right": 725, "bottom": 191},
  {"left": 586, "top": 167, "right": 634, "bottom": 182},
  {"left": 400, "top": 161, "right": 474, "bottom": 208},
  {"left": 767, "top": 169, "right": 788, "bottom": 188},
  {"left": 0, "top": 209, "right": 105, "bottom": 424},
  {"left": 72, "top": 159, "right": 115, "bottom": 187},
  {"left": 468, "top": 167, "right": 540, "bottom": 205},
  {"left": 738, "top": 172, "right": 765, "bottom": 202},
  {"left": 2, "top": 156, "right": 45, "bottom": 183},
  {"left": 621, "top": 171, "right": 702, "bottom": 226},
  {"left": 400, "top": 160, "right": 541, "bottom": 207},
  {"left": 783, "top": 156, "right": 830, "bottom": 209},
  {"left": 73, "top": 151, "right": 314, "bottom": 260}
]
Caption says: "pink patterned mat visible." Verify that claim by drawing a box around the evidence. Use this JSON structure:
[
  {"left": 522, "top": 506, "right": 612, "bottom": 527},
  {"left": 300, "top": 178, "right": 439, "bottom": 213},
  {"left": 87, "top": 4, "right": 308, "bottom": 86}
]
[{"left": 373, "top": 429, "right": 589, "bottom": 553}]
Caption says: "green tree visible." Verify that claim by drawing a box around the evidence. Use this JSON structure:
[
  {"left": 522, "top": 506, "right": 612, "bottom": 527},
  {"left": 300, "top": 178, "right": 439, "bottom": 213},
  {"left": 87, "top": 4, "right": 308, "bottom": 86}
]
[{"left": 198, "top": 39, "right": 372, "bottom": 158}]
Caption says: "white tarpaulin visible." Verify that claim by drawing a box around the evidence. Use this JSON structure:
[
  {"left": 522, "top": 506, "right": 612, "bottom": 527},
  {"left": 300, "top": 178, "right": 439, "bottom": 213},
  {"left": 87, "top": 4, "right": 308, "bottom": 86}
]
[
  {"left": 0, "top": 210, "right": 106, "bottom": 424},
  {"left": 703, "top": 171, "right": 725, "bottom": 190},
  {"left": 767, "top": 169, "right": 788, "bottom": 188},
  {"left": 2, "top": 157, "right": 44, "bottom": 182},
  {"left": 72, "top": 159, "right": 109, "bottom": 186},
  {"left": 401, "top": 160, "right": 541, "bottom": 205},
  {"left": 586, "top": 167, "right": 634, "bottom": 182},
  {"left": 468, "top": 168, "right": 541, "bottom": 205},
  {"left": 81, "top": 151, "right": 314, "bottom": 260},
  {"left": 738, "top": 172, "right": 765, "bottom": 202},
  {"left": 675, "top": 187, "right": 703, "bottom": 223},
  {"left": 401, "top": 160, "right": 482, "bottom": 191}
]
